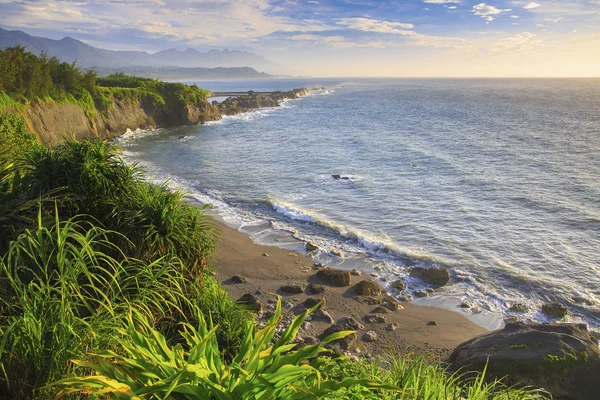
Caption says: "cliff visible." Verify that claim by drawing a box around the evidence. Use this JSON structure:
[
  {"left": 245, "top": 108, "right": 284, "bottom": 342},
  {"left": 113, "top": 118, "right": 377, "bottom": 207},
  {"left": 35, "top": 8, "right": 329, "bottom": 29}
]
[{"left": 13, "top": 88, "right": 309, "bottom": 147}]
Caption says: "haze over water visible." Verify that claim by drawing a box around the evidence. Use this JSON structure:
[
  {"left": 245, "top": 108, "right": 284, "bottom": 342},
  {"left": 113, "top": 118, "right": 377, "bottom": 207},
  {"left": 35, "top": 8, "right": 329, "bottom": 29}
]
[{"left": 118, "top": 78, "right": 600, "bottom": 330}]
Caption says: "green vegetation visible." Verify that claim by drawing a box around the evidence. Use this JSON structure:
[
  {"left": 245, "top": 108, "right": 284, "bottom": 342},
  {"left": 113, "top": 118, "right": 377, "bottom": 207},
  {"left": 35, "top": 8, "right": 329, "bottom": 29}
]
[
  {"left": 544, "top": 352, "right": 589, "bottom": 373},
  {"left": 510, "top": 344, "right": 542, "bottom": 350},
  {"left": 0, "top": 139, "right": 547, "bottom": 399}
]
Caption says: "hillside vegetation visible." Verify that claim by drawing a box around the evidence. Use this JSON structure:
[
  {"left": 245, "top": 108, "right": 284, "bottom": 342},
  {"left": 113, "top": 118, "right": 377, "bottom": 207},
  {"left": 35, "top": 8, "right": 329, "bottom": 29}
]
[{"left": 0, "top": 47, "right": 546, "bottom": 399}]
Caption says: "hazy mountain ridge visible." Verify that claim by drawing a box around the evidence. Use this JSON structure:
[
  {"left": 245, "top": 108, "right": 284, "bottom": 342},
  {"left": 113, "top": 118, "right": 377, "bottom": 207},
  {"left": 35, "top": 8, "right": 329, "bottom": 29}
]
[{"left": 0, "top": 27, "right": 282, "bottom": 74}]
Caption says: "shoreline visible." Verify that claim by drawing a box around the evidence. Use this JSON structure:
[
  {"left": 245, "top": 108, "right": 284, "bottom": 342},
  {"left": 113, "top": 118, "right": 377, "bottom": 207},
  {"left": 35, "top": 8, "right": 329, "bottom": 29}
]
[{"left": 211, "top": 216, "right": 488, "bottom": 358}]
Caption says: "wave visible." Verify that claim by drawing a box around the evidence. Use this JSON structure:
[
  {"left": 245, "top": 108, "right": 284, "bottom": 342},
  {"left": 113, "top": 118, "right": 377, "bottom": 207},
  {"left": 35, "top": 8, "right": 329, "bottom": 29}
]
[{"left": 113, "top": 128, "right": 163, "bottom": 144}]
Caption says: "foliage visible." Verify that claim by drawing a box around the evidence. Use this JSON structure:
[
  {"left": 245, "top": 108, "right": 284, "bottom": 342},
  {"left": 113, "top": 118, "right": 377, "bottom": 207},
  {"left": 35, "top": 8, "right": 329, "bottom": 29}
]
[
  {"left": 0, "top": 209, "right": 192, "bottom": 399},
  {"left": 52, "top": 298, "right": 389, "bottom": 399},
  {"left": 323, "top": 353, "right": 547, "bottom": 400},
  {"left": 0, "top": 113, "right": 36, "bottom": 170}
]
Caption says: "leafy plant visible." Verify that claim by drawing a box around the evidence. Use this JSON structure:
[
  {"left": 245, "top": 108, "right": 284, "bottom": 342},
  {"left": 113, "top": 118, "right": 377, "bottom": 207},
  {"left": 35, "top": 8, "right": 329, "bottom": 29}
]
[{"left": 52, "top": 298, "right": 391, "bottom": 399}]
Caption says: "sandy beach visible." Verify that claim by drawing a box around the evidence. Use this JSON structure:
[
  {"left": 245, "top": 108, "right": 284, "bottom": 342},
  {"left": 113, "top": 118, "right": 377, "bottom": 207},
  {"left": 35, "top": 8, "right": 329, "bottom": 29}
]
[{"left": 212, "top": 219, "right": 488, "bottom": 359}]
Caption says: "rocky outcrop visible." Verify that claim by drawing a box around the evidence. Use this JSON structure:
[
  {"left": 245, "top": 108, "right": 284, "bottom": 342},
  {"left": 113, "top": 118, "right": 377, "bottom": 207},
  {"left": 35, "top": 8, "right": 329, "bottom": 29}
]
[
  {"left": 409, "top": 267, "right": 450, "bottom": 287},
  {"left": 448, "top": 322, "right": 600, "bottom": 400},
  {"left": 21, "top": 88, "right": 308, "bottom": 147},
  {"left": 353, "top": 280, "right": 384, "bottom": 296},
  {"left": 316, "top": 268, "right": 352, "bottom": 287}
]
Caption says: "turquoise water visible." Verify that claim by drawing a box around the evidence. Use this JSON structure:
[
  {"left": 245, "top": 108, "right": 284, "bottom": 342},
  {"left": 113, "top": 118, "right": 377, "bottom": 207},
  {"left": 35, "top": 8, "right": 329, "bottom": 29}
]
[{"left": 117, "top": 78, "right": 600, "bottom": 329}]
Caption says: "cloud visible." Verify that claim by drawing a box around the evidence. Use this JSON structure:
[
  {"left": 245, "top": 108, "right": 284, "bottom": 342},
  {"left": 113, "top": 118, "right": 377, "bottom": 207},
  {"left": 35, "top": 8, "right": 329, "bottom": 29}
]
[
  {"left": 424, "top": 0, "right": 461, "bottom": 3},
  {"left": 523, "top": 2, "right": 540, "bottom": 9},
  {"left": 336, "top": 17, "right": 415, "bottom": 34},
  {"left": 493, "top": 31, "right": 539, "bottom": 51},
  {"left": 472, "top": 3, "right": 512, "bottom": 21}
]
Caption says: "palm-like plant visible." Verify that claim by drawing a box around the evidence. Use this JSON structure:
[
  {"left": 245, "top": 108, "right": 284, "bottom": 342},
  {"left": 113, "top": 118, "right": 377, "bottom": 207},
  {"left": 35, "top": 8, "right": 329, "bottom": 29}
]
[{"left": 52, "top": 299, "right": 393, "bottom": 399}]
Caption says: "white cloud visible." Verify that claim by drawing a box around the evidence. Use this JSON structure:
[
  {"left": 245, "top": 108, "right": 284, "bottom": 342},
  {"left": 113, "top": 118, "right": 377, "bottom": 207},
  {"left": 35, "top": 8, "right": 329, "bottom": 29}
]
[
  {"left": 511, "top": 15, "right": 520, "bottom": 18},
  {"left": 472, "top": 3, "right": 512, "bottom": 21},
  {"left": 336, "top": 18, "right": 415, "bottom": 34},
  {"left": 493, "top": 31, "right": 539, "bottom": 51},
  {"left": 523, "top": 2, "right": 541, "bottom": 9},
  {"left": 424, "top": 0, "right": 461, "bottom": 3}
]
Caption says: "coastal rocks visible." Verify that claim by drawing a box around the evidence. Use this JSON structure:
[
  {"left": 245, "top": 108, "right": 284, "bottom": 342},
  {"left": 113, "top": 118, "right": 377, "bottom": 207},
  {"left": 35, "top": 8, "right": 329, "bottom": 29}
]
[
  {"left": 414, "top": 290, "right": 428, "bottom": 298},
  {"left": 321, "top": 325, "right": 358, "bottom": 350},
  {"left": 409, "top": 267, "right": 450, "bottom": 287},
  {"left": 354, "top": 296, "right": 381, "bottom": 305},
  {"left": 218, "top": 88, "right": 309, "bottom": 116},
  {"left": 382, "top": 295, "right": 403, "bottom": 311},
  {"left": 305, "top": 242, "right": 319, "bottom": 251},
  {"left": 280, "top": 284, "right": 304, "bottom": 294},
  {"left": 363, "top": 314, "right": 387, "bottom": 324},
  {"left": 337, "top": 316, "right": 365, "bottom": 330},
  {"left": 390, "top": 280, "right": 405, "bottom": 291},
  {"left": 229, "top": 275, "right": 246, "bottom": 284},
  {"left": 386, "top": 323, "right": 400, "bottom": 331},
  {"left": 306, "top": 283, "right": 326, "bottom": 294},
  {"left": 236, "top": 293, "right": 262, "bottom": 313},
  {"left": 303, "top": 297, "right": 326, "bottom": 309},
  {"left": 542, "top": 302, "right": 568, "bottom": 318},
  {"left": 331, "top": 249, "right": 345, "bottom": 258},
  {"left": 428, "top": 321, "right": 439, "bottom": 326},
  {"left": 371, "top": 306, "right": 391, "bottom": 314},
  {"left": 362, "top": 330, "right": 378, "bottom": 342},
  {"left": 351, "top": 269, "right": 362, "bottom": 276},
  {"left": 448, "top": 322, "right": 600, "bottom": 400},
  {"left": 353, "top": 280, "right": 384, "bottom": 296},
  {"left": 316, "top": 268, "right": 351, "bottom": 287},
  {"left": 509, "top": 303, "right": 530, "bottom": 313},
  {"left": 312, "top": 309, "right": 335, "bottom": 324}
]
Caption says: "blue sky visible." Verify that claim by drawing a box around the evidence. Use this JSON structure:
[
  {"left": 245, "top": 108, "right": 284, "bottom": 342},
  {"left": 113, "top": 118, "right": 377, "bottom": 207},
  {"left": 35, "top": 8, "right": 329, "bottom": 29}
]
[{"left": 1, "top": 0, "right": 599, "bottom": 76}]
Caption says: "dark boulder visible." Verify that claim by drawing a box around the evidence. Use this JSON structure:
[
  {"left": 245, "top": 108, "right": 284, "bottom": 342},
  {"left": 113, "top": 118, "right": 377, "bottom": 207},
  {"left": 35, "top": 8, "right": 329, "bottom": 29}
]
[
  {"left": 303, "top": 297, "right": 326, "bottom": 309},
  {"left": 448, "top": 322, "right": 600, "bottom": 400},
  {"left": 306, "top": 283, "right": 326, "bottom": 294},
  {"left": 390, "top": 280, "right": 405, "bottom": 291},
  {"left": 236, "top": 293, "right": 262, "bottom": 313},
  {"left": 321, "top": 324, "right": 358, "bottom": 350},
  {"left": 337, "top": 316, "right": 365, "bottom": 330},
  {"left": 280, "top": 284, "right": 304, "bottom": 294},
  {"left": 229, "top": 275, "right": 246, "bottom": 284},
  {"left": 353, "top": 280, "right": 384, "bottom": 296},
  {"left": 542, "top": 302, "right": 568, "bottom": 318},
  {"left": 409, "top": 267, "right": 450, "bottom": 287},
  {"left": 312, "top": 309, "right": 335, "bottom": 324},
  {"left": 316, "top": 268, "right": 352, "bottom": 287},
  {"left": 363, "top": 314, "right": 387, "bottom": 324}
]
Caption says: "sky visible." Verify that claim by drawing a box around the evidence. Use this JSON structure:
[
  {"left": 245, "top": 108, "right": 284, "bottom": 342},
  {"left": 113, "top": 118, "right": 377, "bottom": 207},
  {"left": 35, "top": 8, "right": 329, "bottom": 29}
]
[{"left": 1, "top": 0, "right": 599, "bottom": 77}]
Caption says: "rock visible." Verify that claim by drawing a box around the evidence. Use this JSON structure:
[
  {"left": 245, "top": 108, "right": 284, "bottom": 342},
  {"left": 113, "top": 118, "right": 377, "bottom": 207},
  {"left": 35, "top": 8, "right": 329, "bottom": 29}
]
[
  {"left": 337, "top": 316, "right": 365, "bottom": 330},
  {"left": 386, "top": 323, "right": 400, "bottom": 331},
  {"left": 460, "top": 301, "right": 473, "bottom": 309},
  {"left": 363, "top": 330, "right": 378, "bottom": 342},
  {"left": 262, "top": 253, "right": 269, "bottom": 257},
  {"left": 363, "top": 314, "right": 387, "bottom": 324},
  {"left": 332, "top": 174, "right": 342, "bottom": 179},
  {"left": 236, "top": 293, "right": 262, "bottom": 313},
  {"left": 301, "top": 336, "right": 318, "bottom": 345},
  {"left": 542, "top": 302, "right": 568, "bottom": 318},
  {"left": 305, "top": 242, "right": 319, "bottom": 251},
  {"left": 312, "top": 309, "right": 335, "bottom": 324},
  {"left": 371, "top": 306, "right": 391, "bottom": 314},
  {"left": 303, "top": 297, "right": 326, "bottom": 309},
  {"left": 399, "top": 294, "right": 413, "bottom": 302},
  {"left": 414, "top": 290, "right": 428, "bottom": 298},
  {"left": 280, "top": 284, "right": 304, "bottom": 294},
  {"left": 351, "top": 268, "right": 362, "bottom": 276},
  {"left": 382, "top": 295, "right": 403, "bottom": 311},
  {"left": 390, "top": 280, "right": 405, "bottom": 291},
  {"left": 313, "top": 262, "right": 324, "bottom": 269},
  {"left": 509, "top": 303, "right": 530, "bottom": 313},
  {"left": 353, "top": 296, "right": 381, "bottom": 305},
  {"left": 321, "top": 325, "right": 358, "bottom": 350},
  {"left": 331, "top": 249, "right": 345, "bottom": 258},
  {"left": 353, "top": 280, "right": 384, "bottom": 296},
  {"left": 449, "top": 323, "right": 600, "bottom": 400},
  {"left": 426, "top": 288, "right": 435, "bottom": 293},
  {"left": 409, "top": 267, "right": 450, "bottom": 287},
  {"left": 306, "top": 283, "right": 326, "bottom": 294},
  {"left": 316, "top": 268, "right": 351, "bottom": 287},
  {"left": 282, "top": 300, "right": 294, "bottom": 309},
  {"left": 229, "top": 275, "right": 246, "bottom": 284},
  {"left": 428, "top": 320, "right": 439, "bottom": 326}
]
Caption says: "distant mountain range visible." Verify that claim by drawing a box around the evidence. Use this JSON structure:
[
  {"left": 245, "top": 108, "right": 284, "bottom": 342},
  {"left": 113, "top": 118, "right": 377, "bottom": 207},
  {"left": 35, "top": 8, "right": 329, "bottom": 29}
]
[
  {"left": 0, "top": 27, "right": 282, "bottom": 76},
  {"left": 96, "top": 66, "right": 272, "bottom": 80}
]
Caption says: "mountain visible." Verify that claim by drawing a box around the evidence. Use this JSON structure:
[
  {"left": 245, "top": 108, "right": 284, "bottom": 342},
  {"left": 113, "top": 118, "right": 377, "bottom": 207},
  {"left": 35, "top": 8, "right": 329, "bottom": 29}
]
[
  {"left": 0, "top": 27, "right": 282, "bottom": 74},
  {"left": 96, "top": 66, "right": 273, "bottom": 80}
]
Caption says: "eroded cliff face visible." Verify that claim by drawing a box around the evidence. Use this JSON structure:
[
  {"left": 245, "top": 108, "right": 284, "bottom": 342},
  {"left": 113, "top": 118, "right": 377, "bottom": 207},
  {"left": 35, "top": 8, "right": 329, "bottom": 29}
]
[
  {"left": 20, "top": 87, "right": 309, "bottom": 147},
  {"left": 22, "top": 98, "right": 222, "bottom": 147}
]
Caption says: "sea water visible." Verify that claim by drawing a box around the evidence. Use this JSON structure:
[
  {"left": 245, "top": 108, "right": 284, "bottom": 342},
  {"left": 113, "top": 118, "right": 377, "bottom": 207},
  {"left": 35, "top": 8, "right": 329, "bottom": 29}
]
[{"left": 116, "top": 78, "right": 600, "bottom": 331}]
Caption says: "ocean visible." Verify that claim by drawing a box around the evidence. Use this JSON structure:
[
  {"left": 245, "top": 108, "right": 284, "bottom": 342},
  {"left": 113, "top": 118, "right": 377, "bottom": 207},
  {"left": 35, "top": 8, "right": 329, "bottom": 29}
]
[{"left": 116, "top": 78, "right": 600, "bottom": 331}]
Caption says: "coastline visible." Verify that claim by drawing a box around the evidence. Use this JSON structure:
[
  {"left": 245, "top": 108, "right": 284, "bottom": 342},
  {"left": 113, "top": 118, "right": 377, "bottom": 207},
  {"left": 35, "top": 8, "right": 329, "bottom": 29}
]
[{"left": 211, "top": 217, "right": 488, "bottom": 358}]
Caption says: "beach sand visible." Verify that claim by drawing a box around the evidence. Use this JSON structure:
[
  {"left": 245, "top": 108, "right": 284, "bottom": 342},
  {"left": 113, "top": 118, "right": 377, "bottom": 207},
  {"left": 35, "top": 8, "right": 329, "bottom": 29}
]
[{"left": 213, "top": 220, "right": 487, "bottom": 359}]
